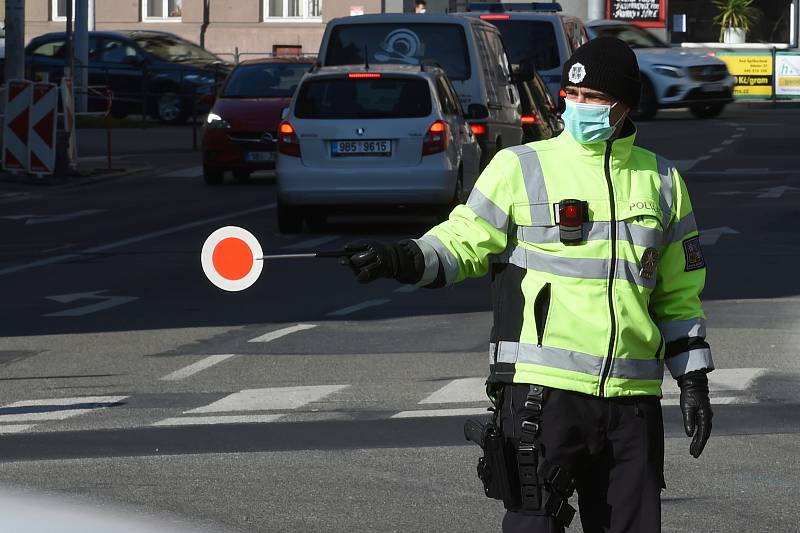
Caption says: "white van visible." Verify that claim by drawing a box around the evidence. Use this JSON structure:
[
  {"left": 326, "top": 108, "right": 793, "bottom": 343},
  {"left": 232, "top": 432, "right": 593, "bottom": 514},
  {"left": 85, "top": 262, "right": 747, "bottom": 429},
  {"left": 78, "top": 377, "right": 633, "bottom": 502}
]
[{"left": 317, "top": 14, "right": 523, "bottom": 169}]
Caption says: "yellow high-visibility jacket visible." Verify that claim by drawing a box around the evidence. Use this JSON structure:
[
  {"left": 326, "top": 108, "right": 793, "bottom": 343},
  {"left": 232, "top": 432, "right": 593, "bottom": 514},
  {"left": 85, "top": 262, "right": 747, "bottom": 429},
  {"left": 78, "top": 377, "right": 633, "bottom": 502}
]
[{"left": 413, "top": 125, "right": 714, "bottom": 398}]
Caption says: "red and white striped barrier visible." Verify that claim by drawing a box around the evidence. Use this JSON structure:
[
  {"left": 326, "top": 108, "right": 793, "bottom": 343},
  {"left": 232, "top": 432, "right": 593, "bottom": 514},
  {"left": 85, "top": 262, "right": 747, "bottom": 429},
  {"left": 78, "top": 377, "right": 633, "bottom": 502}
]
[
  {"left": 2, "top": 80, "right": 33, "bottom": 172},
  {"left": 28, "top": 83, "right": 58, "bottom": 175}
]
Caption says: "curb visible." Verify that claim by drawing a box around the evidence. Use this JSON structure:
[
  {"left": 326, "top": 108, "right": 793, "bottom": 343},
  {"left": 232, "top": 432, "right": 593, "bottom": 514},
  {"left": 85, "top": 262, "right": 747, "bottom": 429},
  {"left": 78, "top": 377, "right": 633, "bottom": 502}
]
[{"left": 0, "top": 164, "right": 152, "bottom": 190}]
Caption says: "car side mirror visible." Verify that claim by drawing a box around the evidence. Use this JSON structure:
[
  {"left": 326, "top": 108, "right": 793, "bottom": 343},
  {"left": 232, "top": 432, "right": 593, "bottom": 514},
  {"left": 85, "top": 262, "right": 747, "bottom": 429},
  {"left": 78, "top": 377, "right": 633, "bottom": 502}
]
[
  {"left": 464, "top": 103, "right": 489, "bottom": 120},
  {"left": 281, "top": 107, "right": 289, "bottom": 120}
]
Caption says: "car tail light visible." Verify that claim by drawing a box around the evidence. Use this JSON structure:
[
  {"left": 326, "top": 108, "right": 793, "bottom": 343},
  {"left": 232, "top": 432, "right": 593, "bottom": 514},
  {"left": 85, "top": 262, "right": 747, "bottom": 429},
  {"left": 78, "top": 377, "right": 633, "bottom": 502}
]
[
  {"left": 559, "top": 89, "right": 567, "bottom": 98},
  {"left": 469, "top": 123, "right": 487, "bottom": 136},
  {"left": 278, "top": 121, "right": 301, "bottom": 157},
  {"left": 422, "top": 120, "right": 448, "bottom": 155},
  {"left": 348, "top": 72, "right": 382, "bottom": 78},
  {"left": 521, "top": 114, "right": 539, "bottom": 125},
  {"left": 480, "top": 14, "right": 510, "bottom": 20}
]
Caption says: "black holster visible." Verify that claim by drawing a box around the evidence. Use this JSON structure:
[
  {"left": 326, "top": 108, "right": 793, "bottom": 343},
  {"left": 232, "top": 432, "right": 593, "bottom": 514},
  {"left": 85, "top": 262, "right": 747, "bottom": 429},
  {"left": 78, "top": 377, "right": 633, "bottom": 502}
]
[{"left": 464, "top": 418, "right": 520, "bottom": 507}]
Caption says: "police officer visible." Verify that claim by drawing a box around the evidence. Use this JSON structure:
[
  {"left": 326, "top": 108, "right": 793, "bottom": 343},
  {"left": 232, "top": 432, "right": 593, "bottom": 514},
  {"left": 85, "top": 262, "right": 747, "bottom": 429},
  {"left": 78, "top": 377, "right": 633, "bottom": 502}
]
[{"left": 339, "top": 37, "right": 713, "bottom": 533}]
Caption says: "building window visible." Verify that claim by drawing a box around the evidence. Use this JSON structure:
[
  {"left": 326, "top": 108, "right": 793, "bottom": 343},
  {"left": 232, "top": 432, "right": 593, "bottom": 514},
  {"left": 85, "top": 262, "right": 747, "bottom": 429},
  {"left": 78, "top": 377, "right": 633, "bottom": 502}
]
[
  {"left": 264, "top": 0, "right": 322, "bottom": 21},
  {"left": 52, "top": 0, "right": 75, "bottom": 21},
  {"left": 144, "top": 0, "right": 182, "bottom": 20}
]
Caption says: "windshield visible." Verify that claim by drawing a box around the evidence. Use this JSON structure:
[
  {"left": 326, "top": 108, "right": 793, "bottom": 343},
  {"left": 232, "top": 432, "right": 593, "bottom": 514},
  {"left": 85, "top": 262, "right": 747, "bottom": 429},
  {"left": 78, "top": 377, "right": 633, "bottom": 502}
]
[
  {"left": 295, "top": 77, "right": 432, "bottom": 119},
  {"left": 486, "top": 20, "right": 560, "bottom": 71},
  {"left": 222, "top": 63, "right": 309, "bottom": 98},
  {"left": 590, "top": 24, "right": 668, "bottom": 48},
  {"left": 134, "top": 35, "right": 220, "bottom": 62},
  {"left": 326, "top": 24, "right": 470, "bottom": 81}
]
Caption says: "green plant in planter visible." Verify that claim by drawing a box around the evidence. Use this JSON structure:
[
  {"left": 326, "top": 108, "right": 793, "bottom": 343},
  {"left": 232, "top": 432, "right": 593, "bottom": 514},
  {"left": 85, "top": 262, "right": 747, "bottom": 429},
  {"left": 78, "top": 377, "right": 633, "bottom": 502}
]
[{"left": 713, "top": 0, "right": 759, "bottom": 42}]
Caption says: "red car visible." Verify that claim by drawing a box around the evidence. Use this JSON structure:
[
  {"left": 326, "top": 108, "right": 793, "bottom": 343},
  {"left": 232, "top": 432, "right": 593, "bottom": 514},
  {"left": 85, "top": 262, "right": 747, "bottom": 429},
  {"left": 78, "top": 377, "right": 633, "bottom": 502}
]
[{"left": 202, "top": 57, "right": 313, "bottom": 185}]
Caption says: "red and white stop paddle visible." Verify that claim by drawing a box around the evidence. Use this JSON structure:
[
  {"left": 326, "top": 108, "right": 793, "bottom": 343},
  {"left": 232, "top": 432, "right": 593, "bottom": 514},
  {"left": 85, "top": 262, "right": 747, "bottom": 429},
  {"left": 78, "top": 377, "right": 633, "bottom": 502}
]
[{"left": 201, "top": 226, "right": 346, "bottom": 291}]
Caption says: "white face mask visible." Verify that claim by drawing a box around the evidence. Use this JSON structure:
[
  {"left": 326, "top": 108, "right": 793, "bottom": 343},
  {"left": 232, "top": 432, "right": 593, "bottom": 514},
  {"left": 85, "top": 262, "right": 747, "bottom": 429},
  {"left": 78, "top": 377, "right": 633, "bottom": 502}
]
[{"left": 562, "top": 99, "right": 625, "bottom": 144}]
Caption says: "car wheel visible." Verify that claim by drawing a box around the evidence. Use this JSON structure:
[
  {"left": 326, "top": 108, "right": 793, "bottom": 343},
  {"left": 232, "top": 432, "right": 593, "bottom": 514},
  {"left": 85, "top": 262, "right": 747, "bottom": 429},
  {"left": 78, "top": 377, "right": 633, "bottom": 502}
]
[
  {"left": 632, "top": 77, "right": 657, "bottom": 121},
  {"left": 689, "top": 103, "right": 725, "bottom": 119},
  {"left": 438, "top": 169, "right": 464, "bottom": 222},
  {"left": 277, "top": 202, "right": 304, "bottom": 234},
  {"left": 156, "top": 92, "right": 185, "bottom": 124},
  {"left": 203, "top": 166, "right": 224, "bottom": 185},
  {"left": 233, "top": 170, "right": 251, "bottom": 182}
]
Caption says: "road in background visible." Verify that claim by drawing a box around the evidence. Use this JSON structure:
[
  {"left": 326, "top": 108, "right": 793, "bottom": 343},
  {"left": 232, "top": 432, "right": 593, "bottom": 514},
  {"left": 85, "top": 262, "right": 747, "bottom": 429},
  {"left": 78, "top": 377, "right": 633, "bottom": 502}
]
[{"left": 1, "top": 105, "right": 798, "bottom": 532}]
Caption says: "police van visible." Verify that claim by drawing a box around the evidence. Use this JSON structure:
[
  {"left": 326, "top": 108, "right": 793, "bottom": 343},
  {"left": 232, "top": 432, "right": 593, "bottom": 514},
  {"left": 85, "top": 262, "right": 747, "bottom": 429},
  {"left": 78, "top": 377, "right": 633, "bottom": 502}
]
[
  {"left": 459, "top": 3, "right": 589, "bottom": 105},
  {"left": 317, "top": 13, "right": 523, "bottom": 169}
]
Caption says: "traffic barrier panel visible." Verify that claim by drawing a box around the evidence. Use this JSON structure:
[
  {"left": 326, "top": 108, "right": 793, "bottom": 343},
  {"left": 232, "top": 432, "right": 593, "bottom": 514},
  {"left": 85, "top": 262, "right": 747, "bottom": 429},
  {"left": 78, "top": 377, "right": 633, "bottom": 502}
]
[
  {"left": 2, "top": 80, "right": 33, "bottom": 172},
  {"left": 28, "top": 83, "right": 58, "bottom": 175},
  {"left": 60, "top": 77, "right": 78, "bottom": 167}
]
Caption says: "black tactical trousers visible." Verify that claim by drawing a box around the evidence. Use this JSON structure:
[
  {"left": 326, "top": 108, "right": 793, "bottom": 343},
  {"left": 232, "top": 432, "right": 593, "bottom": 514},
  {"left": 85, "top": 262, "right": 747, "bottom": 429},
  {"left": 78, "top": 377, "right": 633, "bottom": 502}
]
[{"left": 500, "top": 384, "right": 664, "bottom": 533}]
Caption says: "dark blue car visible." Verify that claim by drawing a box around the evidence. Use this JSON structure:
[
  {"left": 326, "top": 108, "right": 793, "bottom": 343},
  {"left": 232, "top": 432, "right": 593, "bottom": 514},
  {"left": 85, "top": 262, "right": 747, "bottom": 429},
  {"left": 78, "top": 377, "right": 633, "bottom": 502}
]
[{"left": 26, "top": 30, "right": 231, "bottom": 123}]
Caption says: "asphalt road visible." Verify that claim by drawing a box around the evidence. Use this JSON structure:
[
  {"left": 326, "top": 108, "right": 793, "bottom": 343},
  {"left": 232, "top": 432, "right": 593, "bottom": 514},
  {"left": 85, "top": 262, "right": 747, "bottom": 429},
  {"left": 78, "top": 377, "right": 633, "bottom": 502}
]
[{"left": 1, "top": 104, "right": 799, "bottom": 532}]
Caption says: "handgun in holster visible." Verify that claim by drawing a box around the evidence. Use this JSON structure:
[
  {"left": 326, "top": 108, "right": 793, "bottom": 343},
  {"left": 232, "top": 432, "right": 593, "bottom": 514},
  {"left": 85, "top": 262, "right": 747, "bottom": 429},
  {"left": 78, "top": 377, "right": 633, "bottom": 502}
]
[{"left": 464, "top": 418, "right": 520, "bottom": 508}]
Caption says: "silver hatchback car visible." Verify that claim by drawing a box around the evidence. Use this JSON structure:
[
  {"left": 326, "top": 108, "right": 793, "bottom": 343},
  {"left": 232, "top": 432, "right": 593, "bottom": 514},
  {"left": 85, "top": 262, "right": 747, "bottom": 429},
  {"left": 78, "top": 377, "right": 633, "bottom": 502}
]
[{"left": 275, "top": 64, "right": 481, "bottom": 233}]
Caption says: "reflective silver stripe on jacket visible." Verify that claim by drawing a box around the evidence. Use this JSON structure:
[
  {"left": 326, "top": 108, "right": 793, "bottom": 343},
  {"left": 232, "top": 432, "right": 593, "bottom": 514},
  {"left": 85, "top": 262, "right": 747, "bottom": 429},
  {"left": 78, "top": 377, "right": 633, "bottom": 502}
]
[
  {"left": 658, "top": 318, "right": 706, "bottom": 343},
  {"left": 415, "top": 234, "right": 460, "bottom": 285},
  {"left": 413, "top": 237, "right": 442, "bottom": 287},
  {"left": 656, "top": 156, "right": 675, "bottom": 231},
  {"left": 496, "top": 341, "right": 665, "bottom": 381},
  {"left": 507, "top": 145, "right": 551, "bottom": 224},
  {"left": 665, "top": 347, "right": 715, "bottom": 378},
  {"left": 516, "top": 221, "right": 663, "bottom": 249},
  {"left": 466, "top": 187, "right": 510, "bottom": 234},
  {"left": 498, "top": 244, "right": 657, "bottom": 289},
  {"left": 663, "top": 212, "right": 698, "bottom": 245}
]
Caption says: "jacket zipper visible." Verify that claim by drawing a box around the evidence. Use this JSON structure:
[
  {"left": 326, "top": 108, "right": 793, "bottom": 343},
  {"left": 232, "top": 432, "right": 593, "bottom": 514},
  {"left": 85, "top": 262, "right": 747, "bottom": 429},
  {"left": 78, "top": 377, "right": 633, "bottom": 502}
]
[
  {"left": 598, "top": 140, "right": 617, "bottom": 397},
  {"left": 534, "top": 282, "right": 552, "bottom": 347}
]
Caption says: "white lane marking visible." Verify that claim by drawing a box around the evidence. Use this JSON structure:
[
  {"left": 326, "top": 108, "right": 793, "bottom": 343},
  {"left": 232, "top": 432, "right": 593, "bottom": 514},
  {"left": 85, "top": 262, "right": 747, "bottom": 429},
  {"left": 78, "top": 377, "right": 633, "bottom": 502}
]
[
  {"left": 0, "top": 424, "right": 35, "bottom": 434},
  {"left": 185, "top": 385, "right": 349, "bottom": 414},
  {"left": 1, "top": 209, "right": 106, "bottom": 225},
  {"left": 736, "top": 127, "right": 746, "bottom": 131},
  {"left": 160, "top": 354, "right": 238, "bottom": 381},
  {"left": 0, "top": 204, "right": 275, "bottom": 277},
  {"left": 731, "top": 133, "right": 743, "bottom": 138},
  {"left": 699, "top": 226, "right": 739, "bottom": 246},
  {"left": 327, "top": 299, "right": 391, "bottom": 317},
  {"left": 419, "top": 378, "right": 487, "bottom": 404},
  {"left": 757, "top": 186, "right": 800, "bottom": 199},
  {"left": 394, "top": 284, "right": 420, "bottom": 293},
  {"left": 248, "top": 323, "right": 317, "bottom": 343},
  {"left": 392, "top": 407, "right": 490, "bottom": 419},
  {"left": 281, "top": 235, "right": 340, "bottom": 250},
  {"left": 152, "top": 414, "right": 284, "bottom": 426},
  {"left": 0, "top": 396, "right": 128, "bottom": 423},
  {"left": 161, "top": 166, "right": 203, "bottom": 178},
  {"left": 709, "top": 147, "right": 724, "bottom": 153},
  {"left": 40, "top": 243, "right": 76, "bottom": 253},
  {"left": 661, "top": 368, "right": 766, "bottom": 395},
  {"left": 661, "top": 396, "right": 741, "bottom": 406},
  {"left": 43, "top": 290, "right": 138, "bottom": 317},
  {"left": 721, "top": 139, "right": 735, "bottom": 145}
]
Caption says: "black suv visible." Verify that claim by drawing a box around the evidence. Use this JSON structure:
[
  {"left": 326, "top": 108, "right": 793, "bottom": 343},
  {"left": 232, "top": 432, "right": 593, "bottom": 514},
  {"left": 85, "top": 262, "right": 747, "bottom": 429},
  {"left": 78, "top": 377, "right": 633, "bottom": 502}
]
[{"left": 26, "top": 30, "right": 231, "bottom": 123}]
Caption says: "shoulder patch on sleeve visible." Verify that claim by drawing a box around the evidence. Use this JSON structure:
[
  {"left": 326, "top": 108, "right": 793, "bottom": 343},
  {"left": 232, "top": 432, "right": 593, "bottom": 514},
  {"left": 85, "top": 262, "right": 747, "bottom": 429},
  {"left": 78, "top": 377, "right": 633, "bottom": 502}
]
[{"left": 683, "top": 236, "right": 706, "bottom": 271}]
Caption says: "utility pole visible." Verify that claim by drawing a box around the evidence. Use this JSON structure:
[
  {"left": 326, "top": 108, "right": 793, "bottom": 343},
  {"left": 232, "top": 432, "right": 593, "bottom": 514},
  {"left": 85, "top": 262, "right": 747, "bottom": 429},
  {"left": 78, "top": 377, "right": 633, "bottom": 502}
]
[
  {"left": 74, "top": 0, "right": 90, "bottom": 112},
  {"left": 587, "top": 0, "right": 605, "bottom": 21},
  {"left": 3, "top": 0, "right": 25, "bottom": 81}
]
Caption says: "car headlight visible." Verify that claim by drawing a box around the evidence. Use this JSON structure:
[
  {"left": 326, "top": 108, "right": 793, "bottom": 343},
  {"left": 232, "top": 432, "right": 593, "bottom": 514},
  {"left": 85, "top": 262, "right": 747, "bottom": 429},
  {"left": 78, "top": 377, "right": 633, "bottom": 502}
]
[
  {"left": 206, "top": 112, "right": 230, "bottom": 129},
  {"left": 652, "top": 64, "right": 685, "bottom": 78},
  {"left": 184, "top": 73, "right": 216, "bottom": 85}
]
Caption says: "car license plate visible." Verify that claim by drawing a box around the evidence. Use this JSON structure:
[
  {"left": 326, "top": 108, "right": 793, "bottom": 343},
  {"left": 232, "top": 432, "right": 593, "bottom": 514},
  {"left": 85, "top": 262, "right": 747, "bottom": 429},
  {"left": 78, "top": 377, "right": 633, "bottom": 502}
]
[
  {"left": 246, "top": 152, "right": 275, "bottom": 162},
  {"left": 701, "top": 83, "right": 725, "bottom": 92},
  {"left": 331, "top": 140, "right": 391, "bottom": 156}
]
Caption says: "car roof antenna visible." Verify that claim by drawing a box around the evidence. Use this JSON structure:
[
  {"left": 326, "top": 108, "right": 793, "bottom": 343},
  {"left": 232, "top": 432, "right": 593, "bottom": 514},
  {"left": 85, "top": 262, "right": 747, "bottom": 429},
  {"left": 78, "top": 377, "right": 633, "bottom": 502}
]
[{"left": 364, "top": 45, "right": 369, "bottom": 71}]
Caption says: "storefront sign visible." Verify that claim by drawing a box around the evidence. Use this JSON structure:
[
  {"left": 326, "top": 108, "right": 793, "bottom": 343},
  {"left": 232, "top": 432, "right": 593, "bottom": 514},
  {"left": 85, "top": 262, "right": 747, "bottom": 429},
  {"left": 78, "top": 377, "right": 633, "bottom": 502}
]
[
  {"left": 776, "top": 52, "right": 800, "bottom": 96},
  {"left": 715, "top": 52, "right": 773, "bottom": 98},
  {"left": 350, "top": 5, "right": 365, "bottom": 16},
  {"left": 607, "top": 0, "right": 665, "bottom": 28}
]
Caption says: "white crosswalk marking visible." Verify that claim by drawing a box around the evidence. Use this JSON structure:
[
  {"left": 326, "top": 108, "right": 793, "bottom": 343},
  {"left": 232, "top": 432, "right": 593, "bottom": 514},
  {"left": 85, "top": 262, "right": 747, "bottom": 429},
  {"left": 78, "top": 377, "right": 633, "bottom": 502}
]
[
  {"left": 248, "top": 323, "right": 317, "bottom": 343},
  {"left": 419, "top": 378, "right": 487, "bottom": 404},
  {"left": 160, "top": 354, "right": 238, "bottom": 381},
  {"left": 392, "top": 407, "right": 489, "bottom": 419},
  {"left": 153, "top": 414, "right": 284, "bottom": 427},
  {"left": 185, "top": 385, "right": 349, "bottom": 414},
  {"left": 661, "top": 368, "right": 766, "bottom": 395},
  {"left": 0, "top": 424, "right": 35, "bottom": 434},
  {"left": 0, "top": 396, "right": 128, "bottom": 423}
]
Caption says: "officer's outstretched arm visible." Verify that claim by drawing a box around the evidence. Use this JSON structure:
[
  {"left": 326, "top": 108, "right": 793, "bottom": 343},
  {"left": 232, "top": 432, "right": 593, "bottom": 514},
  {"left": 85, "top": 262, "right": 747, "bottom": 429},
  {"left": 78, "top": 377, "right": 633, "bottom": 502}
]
[
  {"left": 413, "top": 150, "right": 517, "bottom": 288},
  {"left": 650, "top": 168, "right": 714, "bottom": 458}
]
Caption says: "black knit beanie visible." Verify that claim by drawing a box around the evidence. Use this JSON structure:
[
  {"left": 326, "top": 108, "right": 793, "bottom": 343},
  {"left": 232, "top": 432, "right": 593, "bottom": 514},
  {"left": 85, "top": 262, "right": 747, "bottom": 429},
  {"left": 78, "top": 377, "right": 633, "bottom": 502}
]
[{"left": 561, "top": 37, "right": 641, "bottom": 109}]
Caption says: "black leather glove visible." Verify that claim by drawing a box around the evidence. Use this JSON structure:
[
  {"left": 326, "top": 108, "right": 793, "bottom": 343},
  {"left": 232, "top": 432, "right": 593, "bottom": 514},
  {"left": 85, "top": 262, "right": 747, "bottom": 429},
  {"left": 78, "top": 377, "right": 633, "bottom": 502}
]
[
  {"left": 338, "top": 240, "right": 423, "bottom": 284},
  {"left": 677, "top": 370, "right": 713, "bottom": 458}
]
